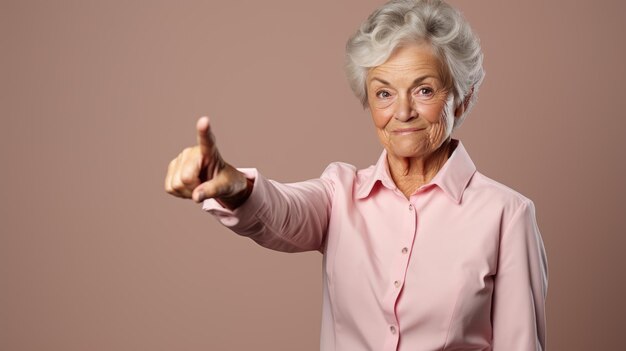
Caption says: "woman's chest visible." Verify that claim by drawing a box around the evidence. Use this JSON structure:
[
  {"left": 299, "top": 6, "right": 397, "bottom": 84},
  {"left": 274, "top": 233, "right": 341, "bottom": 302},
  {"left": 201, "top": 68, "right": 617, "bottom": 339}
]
[{"left": 324, "top": 190, "right": 502, "bottom": 341}]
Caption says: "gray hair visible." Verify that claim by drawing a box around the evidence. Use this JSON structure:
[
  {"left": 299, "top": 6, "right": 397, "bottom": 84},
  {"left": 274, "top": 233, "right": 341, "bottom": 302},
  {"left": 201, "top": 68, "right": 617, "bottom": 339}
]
[{"left": 345, "top": 0, "right": 485, "bottom": 129}]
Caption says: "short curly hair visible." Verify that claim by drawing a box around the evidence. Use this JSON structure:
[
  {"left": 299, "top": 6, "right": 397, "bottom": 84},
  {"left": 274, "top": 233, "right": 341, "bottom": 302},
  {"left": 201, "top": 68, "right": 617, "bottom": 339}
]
[{"left": 345, "top": 0, "right": 485, "bottom": 129}]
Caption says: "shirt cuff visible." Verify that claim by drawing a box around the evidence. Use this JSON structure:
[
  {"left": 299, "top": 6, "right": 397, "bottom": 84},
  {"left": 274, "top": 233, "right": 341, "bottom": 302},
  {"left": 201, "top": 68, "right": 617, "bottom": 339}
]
[{"left": 201, "top": 168, "right": 265, "bottom": 227}]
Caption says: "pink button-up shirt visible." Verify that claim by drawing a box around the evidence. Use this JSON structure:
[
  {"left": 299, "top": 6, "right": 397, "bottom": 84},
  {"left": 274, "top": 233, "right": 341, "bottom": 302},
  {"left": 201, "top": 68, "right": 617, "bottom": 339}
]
[{"left": 203, "top": 139, "right": 548, "bottom": 351}]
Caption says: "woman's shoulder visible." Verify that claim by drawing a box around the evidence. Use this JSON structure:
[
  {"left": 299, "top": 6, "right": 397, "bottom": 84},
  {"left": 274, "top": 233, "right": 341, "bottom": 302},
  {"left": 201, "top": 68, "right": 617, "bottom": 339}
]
[
  {"left": 318, "top": 161, "right": 381, "bottom": 196},
  {"left": 319, "top": 161, "right": 360, "bottom": 183},
  {"left": 320, "top": 161, "right": 382, "bottom": 182},
  {"left": 321, "top": 161, "right": 358, "bottom": 174},
  {"left": 466, "top": 171, "right": 535, "bottom": 211}
]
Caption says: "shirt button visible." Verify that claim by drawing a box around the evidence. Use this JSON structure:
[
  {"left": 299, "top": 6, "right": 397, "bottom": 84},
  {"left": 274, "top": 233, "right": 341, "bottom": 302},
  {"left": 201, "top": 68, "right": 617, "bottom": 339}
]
[
  {"left": 401, "top": 247, "right": 409, "bottom": 254},
  {"left": 394, "top": 280, "right": 401, "bottom": 288},
  {"left": 408, "top": 204, "right": 413, "bottom": 211},
  {"left": 390, "top": 325, "right": 397, "bottom": 334}
]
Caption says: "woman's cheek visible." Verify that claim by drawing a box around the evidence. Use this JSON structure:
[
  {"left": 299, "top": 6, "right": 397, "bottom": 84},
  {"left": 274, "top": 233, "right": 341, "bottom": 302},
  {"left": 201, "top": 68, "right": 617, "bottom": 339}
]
[
  {"left": 372, "top": 109, "right": 392, "bottom": 129},
  {"left": 416, "top": 101, "right": 443, "bottom": 124},
  {"left": 427, "top": 121, "right": 447, "bottom": 149}
]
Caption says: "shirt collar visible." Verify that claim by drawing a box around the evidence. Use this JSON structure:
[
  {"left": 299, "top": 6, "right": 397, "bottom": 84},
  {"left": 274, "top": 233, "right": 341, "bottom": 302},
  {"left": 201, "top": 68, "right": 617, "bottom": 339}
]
[{"left": 355, "top": 139, "right": 477, "bottom": 203}]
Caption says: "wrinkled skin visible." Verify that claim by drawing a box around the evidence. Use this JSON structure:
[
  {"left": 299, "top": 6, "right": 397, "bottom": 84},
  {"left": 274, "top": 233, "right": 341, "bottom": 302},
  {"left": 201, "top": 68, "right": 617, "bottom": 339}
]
[{"left": 366, "top": 43, "right": 466, "bottom": 197}]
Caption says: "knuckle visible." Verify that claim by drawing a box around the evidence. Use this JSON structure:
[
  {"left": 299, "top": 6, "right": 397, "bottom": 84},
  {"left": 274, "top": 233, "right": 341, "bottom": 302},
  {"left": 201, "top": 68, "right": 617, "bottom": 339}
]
[
  {"left": 171, "top": 177, "right": 185, "bottom": 191},
  {"left": 193, "top": 146, "right": 202, "bottom": 157},
  {"left": 180, "top": 170, "right": 197, "bottom": 185},
  {"left": 167, "top": 159, "right": 178, "bottom": 172}
]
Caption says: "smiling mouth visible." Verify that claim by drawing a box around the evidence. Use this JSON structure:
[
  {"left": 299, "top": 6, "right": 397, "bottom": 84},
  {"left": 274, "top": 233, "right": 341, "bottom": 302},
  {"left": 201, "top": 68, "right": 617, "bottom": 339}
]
[{"left": 391, "top": 127, "right": 426, "bottom": 135}]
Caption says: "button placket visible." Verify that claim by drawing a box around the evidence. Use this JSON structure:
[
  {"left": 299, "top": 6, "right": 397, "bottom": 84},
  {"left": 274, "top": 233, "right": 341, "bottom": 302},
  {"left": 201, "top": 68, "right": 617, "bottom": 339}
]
[{"left": 382, "top": 199, "right": 415, "bottom": 346}]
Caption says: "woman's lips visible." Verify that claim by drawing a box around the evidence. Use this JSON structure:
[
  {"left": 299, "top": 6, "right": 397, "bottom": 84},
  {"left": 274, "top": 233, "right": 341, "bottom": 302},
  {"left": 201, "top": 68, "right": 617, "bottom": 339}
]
[{"left": 391, "top": 127, "right": 425, "bottom": 135}]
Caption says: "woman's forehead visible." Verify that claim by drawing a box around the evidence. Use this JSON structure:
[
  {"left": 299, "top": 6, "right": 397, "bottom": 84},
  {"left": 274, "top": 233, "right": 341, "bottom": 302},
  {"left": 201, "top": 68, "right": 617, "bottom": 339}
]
[{"left": 368, "top": 43, "right": 444, "bottom": 83}]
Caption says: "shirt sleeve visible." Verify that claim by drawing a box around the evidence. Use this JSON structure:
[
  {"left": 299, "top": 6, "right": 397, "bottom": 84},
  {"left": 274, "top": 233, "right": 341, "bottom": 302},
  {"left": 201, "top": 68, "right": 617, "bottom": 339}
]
[
  {"left": 201, "top": 166, "right": 335, "bottom": 253},
  {"left": 492, "top": 200, "right": 548, "bottom": 350}
]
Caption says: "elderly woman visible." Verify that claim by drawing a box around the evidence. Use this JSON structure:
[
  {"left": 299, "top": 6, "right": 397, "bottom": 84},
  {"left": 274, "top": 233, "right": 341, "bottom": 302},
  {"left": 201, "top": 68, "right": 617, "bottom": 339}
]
[{"left": 165, "top": 0, "right": 548, "bottom": 350}]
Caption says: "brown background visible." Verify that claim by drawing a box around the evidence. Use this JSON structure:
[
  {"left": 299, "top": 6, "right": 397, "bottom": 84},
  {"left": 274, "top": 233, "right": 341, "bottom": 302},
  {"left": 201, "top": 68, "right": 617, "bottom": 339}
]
[{"left": 1, "top": 0, "right": 625, "bottom": 350}]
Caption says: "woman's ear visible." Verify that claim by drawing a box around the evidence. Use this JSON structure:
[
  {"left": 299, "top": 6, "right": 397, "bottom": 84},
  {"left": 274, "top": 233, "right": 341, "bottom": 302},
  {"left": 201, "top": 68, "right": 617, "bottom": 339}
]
[
  {"left": 454, "top": 85, "right": 474, "bottom": 118},
  {"left": 454, "top": 101, "right": 465, "bottom": 118}
]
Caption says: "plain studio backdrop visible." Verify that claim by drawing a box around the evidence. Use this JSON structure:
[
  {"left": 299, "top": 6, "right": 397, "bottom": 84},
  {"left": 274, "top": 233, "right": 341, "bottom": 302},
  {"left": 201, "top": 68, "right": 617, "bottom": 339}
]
[{"left": 1, "top": 0, "right": 625, "bottom": 350}]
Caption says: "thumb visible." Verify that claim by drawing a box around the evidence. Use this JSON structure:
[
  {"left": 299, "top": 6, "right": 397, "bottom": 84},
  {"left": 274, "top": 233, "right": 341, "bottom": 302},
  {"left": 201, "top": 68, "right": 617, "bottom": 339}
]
[
  {"left": 192, "top": 178, "right": 222, "bottom": 203},
  {"left": 192, "top": 165, "right": 248, "bottom": 203}
]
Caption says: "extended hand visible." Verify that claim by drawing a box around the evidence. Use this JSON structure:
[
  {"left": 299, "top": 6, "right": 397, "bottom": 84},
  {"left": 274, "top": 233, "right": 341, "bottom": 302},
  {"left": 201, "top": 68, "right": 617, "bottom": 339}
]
[{"left": 165, "top": 116, "right": 251, "bottom": 208}]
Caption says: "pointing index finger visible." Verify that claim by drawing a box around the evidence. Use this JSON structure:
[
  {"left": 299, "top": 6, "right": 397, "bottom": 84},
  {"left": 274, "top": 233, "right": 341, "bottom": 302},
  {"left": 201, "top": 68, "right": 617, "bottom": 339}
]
[{"left": 196, "top": 116, "right": 215, "bottom": 157}]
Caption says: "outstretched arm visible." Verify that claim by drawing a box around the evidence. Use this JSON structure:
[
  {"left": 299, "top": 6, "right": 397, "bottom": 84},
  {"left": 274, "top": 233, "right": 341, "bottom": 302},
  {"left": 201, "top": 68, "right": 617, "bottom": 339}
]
[
  {"left": 165, "top": 116, "right": 334, "bottom": 253},
  {"left": 203, "top": 168, "right": 333, "bottom": 253}
]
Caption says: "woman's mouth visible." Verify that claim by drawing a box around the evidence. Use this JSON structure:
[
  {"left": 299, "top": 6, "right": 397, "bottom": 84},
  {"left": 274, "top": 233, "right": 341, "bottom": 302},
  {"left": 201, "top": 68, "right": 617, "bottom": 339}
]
[{"left": 391, "top": 127, "right": 425, "bottom": 135}]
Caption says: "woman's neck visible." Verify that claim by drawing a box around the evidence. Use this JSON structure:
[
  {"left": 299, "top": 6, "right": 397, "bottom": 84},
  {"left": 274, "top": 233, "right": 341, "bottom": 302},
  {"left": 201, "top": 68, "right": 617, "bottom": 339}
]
[{"left": 387, "top": 138, "right": 455, "bottom": 198}]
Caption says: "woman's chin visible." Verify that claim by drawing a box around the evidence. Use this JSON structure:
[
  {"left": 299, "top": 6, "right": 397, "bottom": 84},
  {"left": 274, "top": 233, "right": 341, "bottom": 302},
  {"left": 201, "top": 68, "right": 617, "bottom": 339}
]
[
  {"left": 386, "top": 139, "right": 428, "bottom": 159},
  {"left": 387, "top": 146, "right": 425, "bottom": 159}
]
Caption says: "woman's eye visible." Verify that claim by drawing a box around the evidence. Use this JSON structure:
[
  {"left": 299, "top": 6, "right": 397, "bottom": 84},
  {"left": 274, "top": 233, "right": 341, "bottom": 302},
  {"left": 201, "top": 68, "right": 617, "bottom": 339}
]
[
  {"left": 417, "top": 87, "right": 434, "bottom": 96},
  {"left": 376, "top": 90, "right": 392, "bottom": 99}
]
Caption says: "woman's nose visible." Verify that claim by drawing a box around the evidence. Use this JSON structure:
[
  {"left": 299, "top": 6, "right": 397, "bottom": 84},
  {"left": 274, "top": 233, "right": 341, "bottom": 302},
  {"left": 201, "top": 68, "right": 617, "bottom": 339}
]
[{"left": 394, "top": 96, "right": 417, "bottom": 122}]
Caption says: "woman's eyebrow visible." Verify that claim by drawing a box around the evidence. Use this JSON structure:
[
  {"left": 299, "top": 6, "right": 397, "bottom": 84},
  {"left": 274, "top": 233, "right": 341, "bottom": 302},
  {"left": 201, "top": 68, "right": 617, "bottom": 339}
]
[
  {"left": 370, "top": 77, "right": 390, "bottom": 85},
  {"left": 369, "top": 75, "right": 435, "bottom": 86}
]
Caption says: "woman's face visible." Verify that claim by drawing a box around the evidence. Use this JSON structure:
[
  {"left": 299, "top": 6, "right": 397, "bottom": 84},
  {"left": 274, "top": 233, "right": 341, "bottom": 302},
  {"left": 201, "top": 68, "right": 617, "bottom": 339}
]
[{"left": 366, "top": 43, "right": 460, "bottom": 160}]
